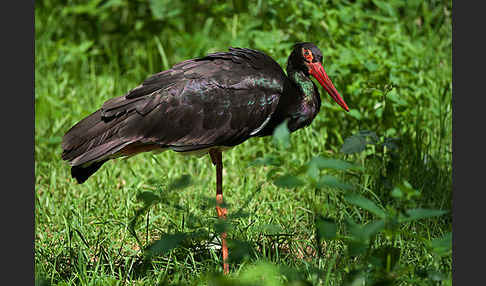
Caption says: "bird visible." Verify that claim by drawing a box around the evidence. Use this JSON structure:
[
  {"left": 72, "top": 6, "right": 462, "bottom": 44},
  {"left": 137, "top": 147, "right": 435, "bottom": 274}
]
[{"left": 61, "top": 42, "right": 349, "bottom": 274}]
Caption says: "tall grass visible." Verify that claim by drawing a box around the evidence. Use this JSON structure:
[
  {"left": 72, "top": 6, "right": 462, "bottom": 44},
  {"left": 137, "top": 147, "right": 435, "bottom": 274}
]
[{"left": 35, "top": 0, "right": 451, "bottom": 285}]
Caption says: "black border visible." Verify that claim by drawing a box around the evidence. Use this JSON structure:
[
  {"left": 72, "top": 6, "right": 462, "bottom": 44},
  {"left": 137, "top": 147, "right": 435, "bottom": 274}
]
[
  {"left": 452, "top": 1, "right": 481, "bottom": 285},
  {"left": 2, "top": 1, "right": 35, "bottom": 285},
  {"left": 28, "top": 1, "right": 460, "bottom": 285}
]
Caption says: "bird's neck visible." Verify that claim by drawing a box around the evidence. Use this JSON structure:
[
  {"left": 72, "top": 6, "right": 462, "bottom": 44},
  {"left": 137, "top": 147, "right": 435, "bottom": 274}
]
[
  {"left": 288, "top": 70, "right": 317, "bottom": 102},
  {"left": 254, "top": 67, "right": 322, "bottom": 137},
  {"left": 279, "top": 68, "right": 321, "bottom": 132}
]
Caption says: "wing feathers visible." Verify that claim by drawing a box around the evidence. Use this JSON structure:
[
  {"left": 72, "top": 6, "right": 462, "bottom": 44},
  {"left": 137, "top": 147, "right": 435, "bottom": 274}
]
[
  {"left": 70, "top": 139, "right": 133, "bottom": 166},
  {"left": 62, "top": 47, "right": 287, "bottom": 182}
]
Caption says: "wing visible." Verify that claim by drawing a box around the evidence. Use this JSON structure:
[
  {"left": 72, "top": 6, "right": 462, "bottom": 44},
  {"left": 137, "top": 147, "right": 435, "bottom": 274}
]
[{"left": 62, "top": 48, "right": 286, "bottom": 167}]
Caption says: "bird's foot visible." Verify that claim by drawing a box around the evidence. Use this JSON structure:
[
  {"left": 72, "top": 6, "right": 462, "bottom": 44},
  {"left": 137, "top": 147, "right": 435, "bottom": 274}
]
[
  {"left": 216, "top": 206, "right": 227, "bottom": 218},
  {"left": 216, "top": 194, "right": 227, "bottom": 218}
]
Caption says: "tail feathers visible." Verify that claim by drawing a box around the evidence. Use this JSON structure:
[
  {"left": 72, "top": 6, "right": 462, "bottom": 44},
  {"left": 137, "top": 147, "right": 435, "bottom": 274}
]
[
  {"left": 69, "top": 139, "right": 133, "bottom": 166},
  {"left": 62, "top": 109, "right": 104, "bottom": 152},
  {"left": 71, "top": 160, "right": 108, "bottom": 184},
  {"left": 62, "top": 94, "right": 156, "bottom": 184},
  {"left": 66, "top": 140, "right": 135, "bottom": 183},
  {"left": 62, "top": 108, "right": 133, "bottom": 183}
]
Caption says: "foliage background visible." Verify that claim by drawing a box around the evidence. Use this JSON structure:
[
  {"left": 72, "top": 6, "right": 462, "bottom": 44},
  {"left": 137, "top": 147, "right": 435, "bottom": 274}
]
[{"left": 35, "top": 0, "right": 452, "bottom": 285}]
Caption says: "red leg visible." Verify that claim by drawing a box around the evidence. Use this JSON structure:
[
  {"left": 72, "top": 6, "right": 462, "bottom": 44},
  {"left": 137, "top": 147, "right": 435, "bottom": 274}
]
[{"left": 209, "top": 149, "right": 229, "bottom": 274}]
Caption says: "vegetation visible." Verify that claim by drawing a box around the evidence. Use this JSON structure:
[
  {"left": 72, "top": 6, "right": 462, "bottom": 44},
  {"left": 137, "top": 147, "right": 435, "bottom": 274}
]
[{"left": 35, "top": 0, "right": 452, "bottom": 285}]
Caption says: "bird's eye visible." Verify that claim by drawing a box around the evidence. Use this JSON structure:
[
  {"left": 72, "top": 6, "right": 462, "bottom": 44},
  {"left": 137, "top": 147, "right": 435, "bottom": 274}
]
[{"left": 302, "top": 48, "right": 313, "bottom": 62}]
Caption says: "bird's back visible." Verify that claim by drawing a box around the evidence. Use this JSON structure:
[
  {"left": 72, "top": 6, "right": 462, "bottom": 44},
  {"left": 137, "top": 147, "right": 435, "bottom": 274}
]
[{"left": 62, "top": 48, "right": 287, "bottom": 182}]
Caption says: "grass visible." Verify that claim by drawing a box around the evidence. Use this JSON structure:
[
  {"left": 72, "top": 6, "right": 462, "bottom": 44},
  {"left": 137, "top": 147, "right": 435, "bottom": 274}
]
[{"left": 35, "top": 0, "right": 452, "bottom": 285}]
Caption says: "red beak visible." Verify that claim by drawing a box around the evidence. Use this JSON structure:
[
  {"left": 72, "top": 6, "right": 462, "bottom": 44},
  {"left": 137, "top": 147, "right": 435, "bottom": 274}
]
[{"left": 308, "top": 62, "right": 349, "bottom": 112}]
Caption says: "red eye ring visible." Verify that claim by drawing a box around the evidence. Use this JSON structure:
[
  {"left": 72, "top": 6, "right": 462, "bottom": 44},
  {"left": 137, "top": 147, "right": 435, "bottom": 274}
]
[{"left": 302, "top": 48, "right": 314, "bottom": 62}]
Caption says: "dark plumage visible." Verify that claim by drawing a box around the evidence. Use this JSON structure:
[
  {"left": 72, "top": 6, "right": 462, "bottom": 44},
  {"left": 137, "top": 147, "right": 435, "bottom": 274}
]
[
  {"left": 62, "top": 43, "right": 348, "bottom": 183},
  {"left": 63, "top": 48, "right": 280, "bottom": 182},
  {"left": 61, "top": 42, "right": 350, "bottom": 273}
]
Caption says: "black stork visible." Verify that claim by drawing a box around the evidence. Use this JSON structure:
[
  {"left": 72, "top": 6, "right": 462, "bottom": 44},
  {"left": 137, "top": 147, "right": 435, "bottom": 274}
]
[{"left": 61, "top": 42, "right": 349, "bottom": 274}]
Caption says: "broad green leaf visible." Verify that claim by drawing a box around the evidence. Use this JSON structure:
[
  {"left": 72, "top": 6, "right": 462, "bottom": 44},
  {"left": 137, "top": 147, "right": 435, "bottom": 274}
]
[
  {"left": 344, "top": 194, "right": 386, "bottom": 218},
  {"left": 272, "top": 120, "right": 290, "bottom": 149},
  {"left": 347, "top": 109, "right": 362, "bottom": 120},
  {"left": 239, "top": 261, "right": 281, "bottom": 286},
  {"left": 273, "top": 174, "right": 304, "bottom": 189},
  {"left": 357, "top": 130, "right": 379, "bottom": 143},
  {"left": 309, "top": 156, "right": 355, "bottom": 170},
  {"left": 340, "top": 130, "right": 378, "bottom": 154},
  {"left": 401, "top": 208, "right": 448, "bottom": 222},
  {"left": 429, "top": 232, "right": 452, "bottom": 256},
  {"left": 145, "top": 233, "right": 187, "bottom": 257},
  {"left": 391, "top": 187, "right": 403, "bottom": 198},
  {"left": 137, "top": 191, "right": 160, "bottom": 205},
  {"left": 348, "top": 219, "right": 385, "bottom": 241},
  {"left": 317, "top": 175, "right": 354, "bottom": 191},
  {"left": 306, "top": 162, "right": 319, "bottom": 181},
  {"left": 316, "top": 217, "right": 338, "bottom": 240},
  {"left": 395, "top": 180, "right": 421, "bottom": 200},
  {"left": 361, "top": 219, "right": 386, "bottom": 239},
  {"left": 307, "top": 156, "right": 356, "bottom": 182},
  {"left": 387, "top": 90, "right": 407, "bottom": 105}
]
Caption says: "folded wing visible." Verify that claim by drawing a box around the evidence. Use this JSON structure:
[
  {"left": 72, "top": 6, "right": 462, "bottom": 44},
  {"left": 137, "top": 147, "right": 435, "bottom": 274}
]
[{"left": 62, "top": 48, "right": 287, "bottom": 171}]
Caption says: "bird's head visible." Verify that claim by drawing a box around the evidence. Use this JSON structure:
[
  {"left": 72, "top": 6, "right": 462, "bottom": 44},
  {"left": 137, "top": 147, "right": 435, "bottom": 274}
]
[{"left": 288, "top": 42, "right": 349, "bottom": 112}]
